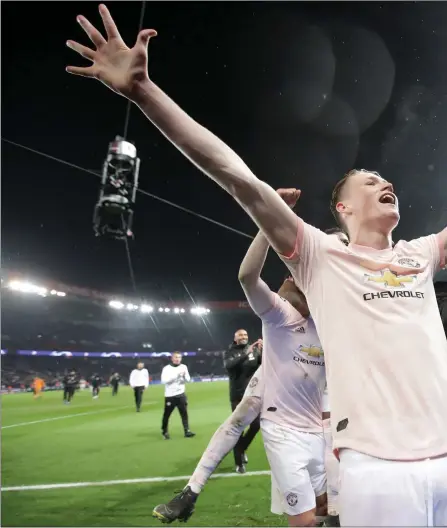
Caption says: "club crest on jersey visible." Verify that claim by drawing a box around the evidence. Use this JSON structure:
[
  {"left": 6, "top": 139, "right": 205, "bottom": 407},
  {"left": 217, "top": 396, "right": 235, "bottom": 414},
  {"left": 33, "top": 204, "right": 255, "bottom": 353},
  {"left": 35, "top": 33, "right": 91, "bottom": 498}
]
[
  {"left": 286, "top": 493, "right": 298, "bottom": 506},
  {"left": 363, "top": 269, "right": 417, "bottom": 289},
  {"left": 299, "top": 345, "right": 324, "bottom": 358},
  {"left": 249, "top": 376, "right": 259, "bottom": 388}
]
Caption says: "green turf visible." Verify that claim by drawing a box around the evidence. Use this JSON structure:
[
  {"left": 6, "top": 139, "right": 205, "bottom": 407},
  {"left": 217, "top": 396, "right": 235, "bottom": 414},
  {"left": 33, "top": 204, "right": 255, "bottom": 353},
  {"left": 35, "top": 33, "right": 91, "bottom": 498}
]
[{"left": 2, "top": 384, "right": 287, "bottom": 527}]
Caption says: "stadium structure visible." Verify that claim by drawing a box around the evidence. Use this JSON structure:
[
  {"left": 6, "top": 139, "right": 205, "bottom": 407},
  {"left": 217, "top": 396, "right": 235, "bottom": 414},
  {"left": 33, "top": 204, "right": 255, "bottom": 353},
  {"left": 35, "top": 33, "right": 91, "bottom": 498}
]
[{"left": 1, "top": 268, "right": 262, "bottom": 391}]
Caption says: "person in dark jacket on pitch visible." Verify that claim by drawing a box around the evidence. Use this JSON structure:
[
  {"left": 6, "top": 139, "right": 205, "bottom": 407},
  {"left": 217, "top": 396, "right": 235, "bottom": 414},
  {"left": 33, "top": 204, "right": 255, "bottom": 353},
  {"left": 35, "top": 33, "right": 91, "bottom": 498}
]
[
  {"left": 110, "top": 372, "right": 120, "bottom": 396},
  {"left": 223, "top": 329, "right": 262, "bottom": 473}
]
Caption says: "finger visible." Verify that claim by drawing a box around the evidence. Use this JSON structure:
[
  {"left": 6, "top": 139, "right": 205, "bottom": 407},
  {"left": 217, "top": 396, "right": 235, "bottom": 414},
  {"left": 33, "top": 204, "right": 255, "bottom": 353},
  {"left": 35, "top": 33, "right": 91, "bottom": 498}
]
[
  {"left": 66, "top": 65, "right": 96, "bottom": 78},
  {"left": 76, "top": 15, "right": 106, "bottom": 49},
  {"left": 136, "top": 28, "right": 158, "bottom": 48},
  {"left": 98, "top": 4, "right": 122, "bottom": 40},
  {"left": 66, "top": 40, "right": 95, "bottom": 61}
]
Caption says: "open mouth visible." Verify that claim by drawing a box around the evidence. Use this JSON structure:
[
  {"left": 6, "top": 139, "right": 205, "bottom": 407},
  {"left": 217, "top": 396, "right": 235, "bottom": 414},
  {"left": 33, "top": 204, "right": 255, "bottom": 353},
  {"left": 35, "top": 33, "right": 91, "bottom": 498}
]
[{"left": 379, "top": 193, "right": 396, "bottom": 205}]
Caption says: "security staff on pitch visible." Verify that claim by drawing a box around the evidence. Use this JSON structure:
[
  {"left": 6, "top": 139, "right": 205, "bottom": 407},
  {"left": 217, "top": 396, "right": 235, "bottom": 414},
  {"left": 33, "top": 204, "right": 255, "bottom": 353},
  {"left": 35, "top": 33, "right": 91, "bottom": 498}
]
[
  {"left": 161, "top": 352, "right": 195, "bottom": 440},
  {"left": 129, "top": 363, "right": 149, "bottom": 412},
  {"left": 224, "top": 329, "right": 262, "bottom": 473}
]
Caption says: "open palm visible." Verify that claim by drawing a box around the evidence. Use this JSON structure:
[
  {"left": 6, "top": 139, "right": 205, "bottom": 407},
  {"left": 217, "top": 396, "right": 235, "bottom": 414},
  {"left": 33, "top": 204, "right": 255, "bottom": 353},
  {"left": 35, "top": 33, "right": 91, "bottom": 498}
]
[{"left": 66, "top": 4, "right": 156, "bottom": 99}]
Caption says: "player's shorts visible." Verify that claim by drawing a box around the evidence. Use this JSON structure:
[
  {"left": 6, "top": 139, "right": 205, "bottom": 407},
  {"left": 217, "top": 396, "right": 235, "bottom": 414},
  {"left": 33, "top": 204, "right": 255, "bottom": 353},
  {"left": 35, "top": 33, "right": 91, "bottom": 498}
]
[
  {"left": 261, "top": 418, "right": 326, "bottom": 516},
  {"left": 242, "top": 366, "right": 263, "bottom": 400},
  {"left": 322, "top": 385, "right": 330, "bottom": 413},
  {"left": 339, "top": 449, "right": 447, "bottom": 526}
]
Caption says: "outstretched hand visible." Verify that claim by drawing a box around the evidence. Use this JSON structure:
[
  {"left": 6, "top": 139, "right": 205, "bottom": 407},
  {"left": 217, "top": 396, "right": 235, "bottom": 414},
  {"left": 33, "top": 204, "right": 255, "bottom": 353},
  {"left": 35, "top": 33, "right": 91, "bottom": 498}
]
[
  {"left": 66, "top": 4, "right": 156, "bottom": 100},
  {"left": 276, "top": 188, "right": 301, "bottom": 209}
]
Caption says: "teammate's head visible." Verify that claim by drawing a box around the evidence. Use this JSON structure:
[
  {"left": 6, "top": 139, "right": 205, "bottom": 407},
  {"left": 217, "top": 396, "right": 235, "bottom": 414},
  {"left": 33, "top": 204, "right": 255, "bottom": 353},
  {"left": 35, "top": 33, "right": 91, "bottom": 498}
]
[
  {"left": 325, "top": 226, "right": 349, "bottom": 246},
  {"left": 137, "top": 362, "right": 144, "bottom": 370},
  {"left": 234, "top": 329, "right": 249, "bottom": 345},
  {"left": 330, "top": 169, "right": 399, "bottom": 236},
  {"left": 278, "top": 276, "right": 310, "bottom": 318},
  {"left": 171, "top": 352, "right": 182, "bottom": 365}
]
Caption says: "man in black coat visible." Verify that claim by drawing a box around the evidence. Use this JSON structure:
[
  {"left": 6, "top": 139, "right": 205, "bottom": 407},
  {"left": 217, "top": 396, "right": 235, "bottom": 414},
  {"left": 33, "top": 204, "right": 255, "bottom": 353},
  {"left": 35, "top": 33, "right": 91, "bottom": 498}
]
[
  {"left": 223, "top": 328, "right": 262, "bottom": 473},
  {"left": 63, "top": 368, "right": 78, "bottom": 404}
]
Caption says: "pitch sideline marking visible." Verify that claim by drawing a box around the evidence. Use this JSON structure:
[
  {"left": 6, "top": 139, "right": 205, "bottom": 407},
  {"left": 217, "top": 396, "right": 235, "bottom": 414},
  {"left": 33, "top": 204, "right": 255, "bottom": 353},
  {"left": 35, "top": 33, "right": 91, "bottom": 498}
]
[
  {"left": 2, "top": 470, "right": 271, "bottom": 492},
  {"left": 2, "top": 404, "right": 154, "bottom": 430}
]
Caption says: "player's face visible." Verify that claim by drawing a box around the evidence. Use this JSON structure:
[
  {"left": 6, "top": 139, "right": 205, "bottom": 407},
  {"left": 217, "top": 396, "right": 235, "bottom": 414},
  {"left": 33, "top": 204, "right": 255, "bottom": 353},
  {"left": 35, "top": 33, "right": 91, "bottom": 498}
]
[
  {"left": 338, "top": 171, "right": 399, "bottom": 232},
  {"left": 137, "top": 363, "right": 144, "bottom": 370},
  {"left": 234, "top": 329, "right": 249, "bottom": 345},
  {"left": 172, "top": 354, "right": 182, "bottom": 365}
]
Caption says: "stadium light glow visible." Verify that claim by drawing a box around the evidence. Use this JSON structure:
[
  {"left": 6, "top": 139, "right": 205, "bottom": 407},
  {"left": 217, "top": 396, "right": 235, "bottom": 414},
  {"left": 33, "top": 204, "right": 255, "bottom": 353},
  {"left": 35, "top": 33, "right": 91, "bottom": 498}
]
[
  {"left": 50, "top": 289, "right": 67, "bottom": 297},
  {"left": 181, "top": 308, "right": 186, "bottom": 313},
  {"left": 140, "top": 304, "right": 153, "bottom": 313},
  {"left": 174, "top": 307, "right": 180, "bottom": 314},
  {"left": 191, "top": 306, "right": 209, "bottom": 316},
  {"left": 158, "top": 307, "right": 164, "bottom": 312},
  {"left": 8, "top": 280, "right": 47, "bottom": 297},
  {"left": 164, "top": 308, "right": 170, "bottom": 313},
  {"left": 126, "top": 303, "right": 139, "bottom": 311},
  {"left": 109, "top": 300, "right": 124, "bottom": 309}
]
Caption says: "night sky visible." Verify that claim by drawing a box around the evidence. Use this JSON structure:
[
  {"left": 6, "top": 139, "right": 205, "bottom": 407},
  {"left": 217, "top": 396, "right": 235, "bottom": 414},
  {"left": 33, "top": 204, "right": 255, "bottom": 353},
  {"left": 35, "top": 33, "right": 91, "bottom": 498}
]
[{"left": 2, "top": 1, "right": 446, "bottom": 304}]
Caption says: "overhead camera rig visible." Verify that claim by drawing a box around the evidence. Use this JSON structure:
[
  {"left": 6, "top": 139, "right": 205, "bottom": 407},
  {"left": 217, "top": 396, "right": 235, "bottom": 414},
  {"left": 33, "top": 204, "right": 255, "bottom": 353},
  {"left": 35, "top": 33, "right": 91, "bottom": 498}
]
[{"left": 93, "top": 136, "right": 140, "bottom": 240}]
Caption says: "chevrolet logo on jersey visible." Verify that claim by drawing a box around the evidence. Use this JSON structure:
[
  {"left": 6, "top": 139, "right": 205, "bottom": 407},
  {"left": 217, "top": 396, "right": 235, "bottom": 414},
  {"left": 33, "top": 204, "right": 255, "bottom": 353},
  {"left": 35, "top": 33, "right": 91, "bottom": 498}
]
[
  {"left": 299, "top": 345, "right": 324, "bottom": 358},
  {"left": 363, "top": 269, "right": 424, "bottom": 301},
  {"left": 365, "top": 270, "right": 417, "bottom": 288}
]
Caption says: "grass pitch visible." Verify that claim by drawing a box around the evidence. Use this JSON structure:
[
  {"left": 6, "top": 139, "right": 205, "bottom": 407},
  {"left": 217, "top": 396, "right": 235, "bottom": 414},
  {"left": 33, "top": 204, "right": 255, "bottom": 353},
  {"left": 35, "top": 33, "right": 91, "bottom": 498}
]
[{"left": 2, "top": 384, "right": 287, "bottom": 526}]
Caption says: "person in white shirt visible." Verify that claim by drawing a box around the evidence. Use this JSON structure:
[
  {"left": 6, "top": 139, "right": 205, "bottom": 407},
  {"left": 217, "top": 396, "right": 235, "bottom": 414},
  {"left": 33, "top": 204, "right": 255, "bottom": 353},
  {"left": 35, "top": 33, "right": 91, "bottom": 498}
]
[
  {"left": 129, "top": 362, "right": 149, "bottom": 412},
  {"left": 161, "top": 352, "right": 195, "bottom": 440}
]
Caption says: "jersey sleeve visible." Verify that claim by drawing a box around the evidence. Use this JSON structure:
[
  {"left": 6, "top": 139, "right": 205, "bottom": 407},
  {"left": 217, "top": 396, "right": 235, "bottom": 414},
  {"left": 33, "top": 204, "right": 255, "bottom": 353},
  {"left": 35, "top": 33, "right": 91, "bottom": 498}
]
[
  {"left": 278, "top": 218, "right": 327, "bottom": 293},
  {"left": 260, "top": 292, "right": 306, "bottom": 328},
  {"left": 405, "top": 234, "right": 445, "bottom": 276}
]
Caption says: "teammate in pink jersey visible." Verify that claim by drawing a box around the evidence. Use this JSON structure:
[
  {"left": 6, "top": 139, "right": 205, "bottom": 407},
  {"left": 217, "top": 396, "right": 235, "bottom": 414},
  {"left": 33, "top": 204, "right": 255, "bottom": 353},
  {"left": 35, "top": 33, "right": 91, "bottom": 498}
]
[
  {"left": 66, "top": 8, "right": 447, "bottom": 525},
  {"left": 153, "top": 225, "right": 346, "bottom": 527},
  {"left": 239, "top": 226, "right": 328, "bottom": 527}
]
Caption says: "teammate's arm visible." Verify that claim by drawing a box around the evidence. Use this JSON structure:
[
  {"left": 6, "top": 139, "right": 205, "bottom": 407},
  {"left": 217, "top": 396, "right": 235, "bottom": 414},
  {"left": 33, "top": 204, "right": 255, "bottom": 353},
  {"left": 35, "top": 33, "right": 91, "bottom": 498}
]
[
  {"left": 66, "top": 5, "right": 302, "bottom": 258},
  {"left": 238, "top": 232, "right": 275, "bottom": 316},
  {"left": 183, "top": 366, "right": 191, "bottom": 383},
  {"left": 238, "top": 191, "right": 300, "bottom": 315}
]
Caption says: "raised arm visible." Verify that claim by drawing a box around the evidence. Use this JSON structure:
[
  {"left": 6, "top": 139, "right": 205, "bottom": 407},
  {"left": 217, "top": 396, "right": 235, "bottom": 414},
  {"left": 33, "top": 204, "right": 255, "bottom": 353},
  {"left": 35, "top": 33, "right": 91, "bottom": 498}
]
[
  {"left": 238, "top": 232, "right": 274, "bottom": 316},
  {"left": 66, "top": 4, "right": 301, "bottom": 258},
  {"left": 239, "top": 190, "right": 300, "bottom": 315}
]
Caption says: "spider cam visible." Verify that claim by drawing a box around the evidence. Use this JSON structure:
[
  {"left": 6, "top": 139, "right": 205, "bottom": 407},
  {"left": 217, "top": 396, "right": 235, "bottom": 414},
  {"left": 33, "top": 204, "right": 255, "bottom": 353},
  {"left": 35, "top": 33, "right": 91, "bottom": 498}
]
[{"left": 93, "top": 136, "right": 140, "bottom": 240}]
